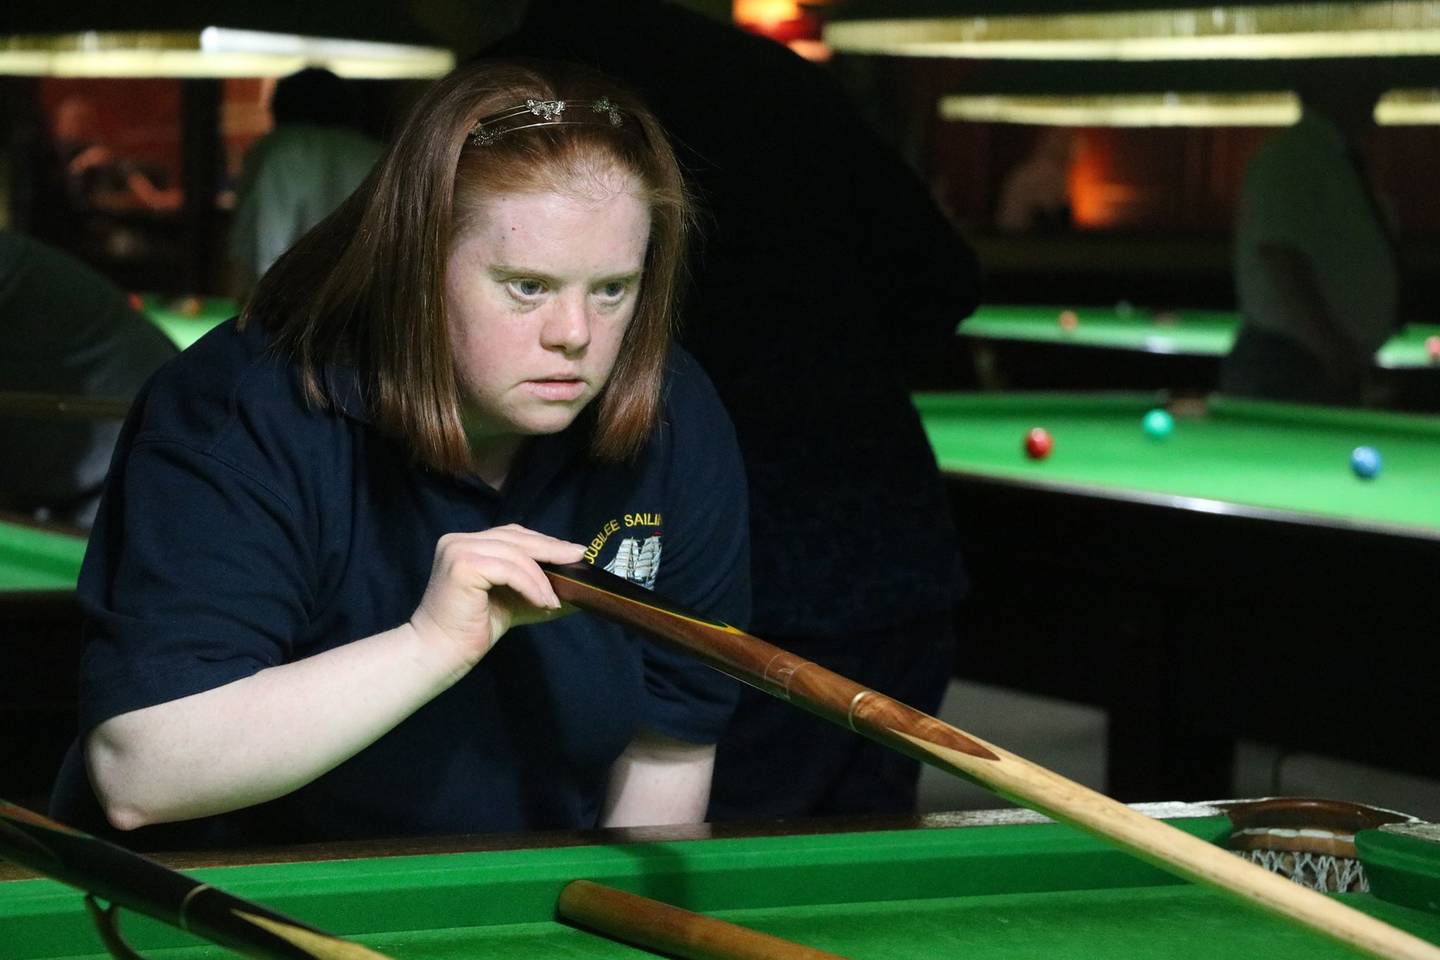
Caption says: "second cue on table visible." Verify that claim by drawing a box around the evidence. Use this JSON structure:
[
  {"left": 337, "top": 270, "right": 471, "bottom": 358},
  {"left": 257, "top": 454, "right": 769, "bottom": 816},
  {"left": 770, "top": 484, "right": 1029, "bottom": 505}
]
[
  {"left": 542, "top": 561, "right": 1440, "bottom": 960},
  {"left": 558, "top": 879, "right": 850, "bottom": 960}
]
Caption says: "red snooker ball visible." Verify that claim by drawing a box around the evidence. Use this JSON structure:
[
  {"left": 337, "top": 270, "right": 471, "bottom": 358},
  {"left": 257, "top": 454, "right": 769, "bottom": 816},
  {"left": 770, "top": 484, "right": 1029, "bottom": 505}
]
[
  {"left": 1024, "top": 427, "right": 1053, "bottom": 460},
  {"left": 1426, "top": 335, "right": 1440, "bottom": 364},
  {"left": 1057, "top": 310, "right": 1079, "bottom": 331}
]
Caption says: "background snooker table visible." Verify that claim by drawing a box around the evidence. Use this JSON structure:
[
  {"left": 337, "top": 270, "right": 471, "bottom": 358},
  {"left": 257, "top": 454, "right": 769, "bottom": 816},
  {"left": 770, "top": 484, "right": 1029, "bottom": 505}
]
[
  {"left": 0, "top": 517, "right": 85, "bottom": 595},
  {"left": 3, "top": 801, "right": 1440, "bottom": 960},
  {"left": 916, "top": 392, "right": 1440, "bottom": 802},
  {"left": 950, "top": 305, "right": 1440, "bottom": 409},
  {"left": 134, "top": 294, "right": 237, "bottom": 351}
]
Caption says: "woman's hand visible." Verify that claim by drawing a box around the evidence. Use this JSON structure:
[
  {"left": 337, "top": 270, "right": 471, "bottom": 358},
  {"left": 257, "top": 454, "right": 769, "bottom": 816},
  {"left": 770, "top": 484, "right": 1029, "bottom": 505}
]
[{"left": 409, "top": 524, "right": 586, "bottom": 667}]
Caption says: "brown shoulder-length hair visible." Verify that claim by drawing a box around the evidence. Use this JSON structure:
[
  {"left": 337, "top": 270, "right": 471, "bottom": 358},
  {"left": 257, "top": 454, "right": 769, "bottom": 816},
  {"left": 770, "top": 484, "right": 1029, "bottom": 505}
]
[{"left": 242, "top": 60, "right": 692, "bottom": 474}]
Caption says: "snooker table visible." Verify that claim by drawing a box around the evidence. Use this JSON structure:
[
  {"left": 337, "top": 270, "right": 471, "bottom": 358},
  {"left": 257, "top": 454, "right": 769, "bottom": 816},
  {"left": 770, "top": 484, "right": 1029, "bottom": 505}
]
[
  {"left": 134, "top": 294, "right": 237, "bottom": 351},
  {"left": 3, "top": 800, "right": 1440, "bottom": 960},
  {"left": 952, "top": 304, "right": 1440, "bottom": 408},
  {"left": 915, "top": 391, "right": 1440, "bottom": 801}
]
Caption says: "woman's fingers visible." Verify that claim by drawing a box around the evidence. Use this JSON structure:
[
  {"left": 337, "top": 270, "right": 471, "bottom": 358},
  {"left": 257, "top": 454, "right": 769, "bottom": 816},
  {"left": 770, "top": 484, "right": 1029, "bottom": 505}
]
[
  {"left": 436, "top": 527, "right": 585, "bottom": 608},
  {"left": 413, "top": 526, "right": 587, "bottom": 662}
]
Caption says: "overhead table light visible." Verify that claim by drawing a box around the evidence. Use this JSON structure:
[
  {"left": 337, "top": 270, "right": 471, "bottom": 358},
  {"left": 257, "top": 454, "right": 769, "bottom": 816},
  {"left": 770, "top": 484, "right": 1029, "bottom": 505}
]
[
  {"left": 0, "top": 9, "right": 453, "bottom": 290},
  {"left": 824, "top": 3, "right": 1440, "bottom": 61},
  {"left": 1377, "top": 88, "right": 1440, "bottom": 123},
  {"left": 938, "top": 88, "right": 1440, "bottom": 126},
  {"left": 0, "top": 27, "right": 453, "bottom": 79},
  {"left": 941, "top": 91, "right": 1299, "bottom": 126}
]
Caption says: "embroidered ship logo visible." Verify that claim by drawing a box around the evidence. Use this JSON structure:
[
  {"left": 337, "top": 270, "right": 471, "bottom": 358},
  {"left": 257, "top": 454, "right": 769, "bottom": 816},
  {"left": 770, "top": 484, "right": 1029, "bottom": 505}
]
[{"left": 605, "top": 535, "right": 663, "bottom": 590}]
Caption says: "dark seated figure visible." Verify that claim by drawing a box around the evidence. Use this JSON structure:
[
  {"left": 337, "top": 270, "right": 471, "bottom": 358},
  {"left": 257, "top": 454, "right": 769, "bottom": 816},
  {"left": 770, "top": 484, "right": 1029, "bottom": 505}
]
[{"left": 0, "top": 230, "right": 177, "bottom": 527}]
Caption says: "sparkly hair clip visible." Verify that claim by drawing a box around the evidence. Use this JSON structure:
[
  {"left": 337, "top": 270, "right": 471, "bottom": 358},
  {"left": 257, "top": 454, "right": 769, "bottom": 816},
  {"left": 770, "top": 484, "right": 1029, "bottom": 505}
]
[{"left": 468, "top": 97, "right": 626, "bottom": 146}]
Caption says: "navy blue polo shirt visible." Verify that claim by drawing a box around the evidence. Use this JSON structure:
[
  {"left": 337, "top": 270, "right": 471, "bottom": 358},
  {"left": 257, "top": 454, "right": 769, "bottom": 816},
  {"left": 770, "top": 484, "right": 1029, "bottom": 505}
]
[{"left": 62, "top": 318, "right": 749, "bottom": 847}]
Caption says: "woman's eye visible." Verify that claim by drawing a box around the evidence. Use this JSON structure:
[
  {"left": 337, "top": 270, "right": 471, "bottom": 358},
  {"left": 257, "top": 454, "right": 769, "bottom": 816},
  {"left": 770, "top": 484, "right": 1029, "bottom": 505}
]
[
  {"left": 507, "top": 278, "right": 545, "bottom": 298},
  {"left": 597, "top": 281, "right": 628, "bottom": 301}
]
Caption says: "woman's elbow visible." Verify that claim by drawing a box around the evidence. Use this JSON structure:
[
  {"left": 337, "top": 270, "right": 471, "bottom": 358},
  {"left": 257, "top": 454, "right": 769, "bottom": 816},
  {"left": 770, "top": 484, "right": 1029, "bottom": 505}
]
[
  {"left": 84, "top": 724, "right": 159, "bottom": 832},
  {"left": 101, "top": 801, "right": 151, "bottom": 833}
]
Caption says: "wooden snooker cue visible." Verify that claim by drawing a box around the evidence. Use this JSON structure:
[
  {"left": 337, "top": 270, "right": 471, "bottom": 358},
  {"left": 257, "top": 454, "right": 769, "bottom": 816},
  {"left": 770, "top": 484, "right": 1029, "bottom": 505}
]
[
  {"left": 559, "top": 879, "right": 851, "bottom": 960},
  {"left": 0, "top": 391, "right": 132, "bottom": 421},
  {"left": 0, "top": 800, "right": 392, "bottom": 960},
  {"left": 542, "top": 562, "right": 1440, "bottom": 960}
]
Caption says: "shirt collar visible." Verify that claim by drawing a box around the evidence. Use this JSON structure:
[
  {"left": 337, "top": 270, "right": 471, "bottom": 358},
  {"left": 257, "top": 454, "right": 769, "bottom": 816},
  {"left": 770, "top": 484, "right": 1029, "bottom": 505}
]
[{"left": 493, "top": 406, "right": 595, "bottom": 516}]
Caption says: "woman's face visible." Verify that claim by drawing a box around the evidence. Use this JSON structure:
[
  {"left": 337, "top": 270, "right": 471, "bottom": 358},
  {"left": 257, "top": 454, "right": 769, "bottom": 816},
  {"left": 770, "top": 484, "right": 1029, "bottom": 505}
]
[{"left": 445, "top": 168, "right": 650, "bottom": 455}]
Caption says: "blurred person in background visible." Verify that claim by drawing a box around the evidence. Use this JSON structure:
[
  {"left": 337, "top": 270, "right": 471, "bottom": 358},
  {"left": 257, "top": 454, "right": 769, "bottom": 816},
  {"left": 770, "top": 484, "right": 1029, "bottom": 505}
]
[
  {"left": 996, "top": 128, "right": 1076, "bottom": 235},
  {"left": 0, "top": 230, "right": 176, "bottom": 527},
  {"left": 1223, "top": 70, "right": 1397, "bottom": 406},
  {"left": 228, "top": 68, "right": 383, "bottom": 295}
]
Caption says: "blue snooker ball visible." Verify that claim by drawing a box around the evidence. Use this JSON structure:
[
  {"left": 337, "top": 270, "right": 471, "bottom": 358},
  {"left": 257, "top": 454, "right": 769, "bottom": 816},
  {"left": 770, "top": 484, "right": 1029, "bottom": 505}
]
[
  {"left": 1142, "top": 408, "right": 1174, "bottom": 440},
  {"left": 1350, "top": 445, "right": 1382, "bottom": 479}
]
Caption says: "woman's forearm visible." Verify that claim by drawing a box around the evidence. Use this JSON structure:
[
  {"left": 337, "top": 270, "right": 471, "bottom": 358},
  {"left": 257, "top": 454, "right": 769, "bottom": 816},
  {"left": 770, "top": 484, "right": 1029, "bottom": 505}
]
[{"left": 85, "top": 621, "right": 472, "bottom": 830}]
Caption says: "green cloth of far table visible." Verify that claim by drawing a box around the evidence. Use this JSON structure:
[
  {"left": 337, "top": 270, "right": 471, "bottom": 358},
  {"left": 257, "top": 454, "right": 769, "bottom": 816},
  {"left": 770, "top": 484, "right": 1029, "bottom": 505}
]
[
  {"left": 957, "top": 305, "right": 1440, "bottom": 369},
  {"left": 0, "top": 520, "right": 86, "bottom": 592},
  {"left": 915, "top": 391, "right": 1440, "bottom": 535},
  {"left": 137, "top": 295, "right": 238, "bottom": 351}
]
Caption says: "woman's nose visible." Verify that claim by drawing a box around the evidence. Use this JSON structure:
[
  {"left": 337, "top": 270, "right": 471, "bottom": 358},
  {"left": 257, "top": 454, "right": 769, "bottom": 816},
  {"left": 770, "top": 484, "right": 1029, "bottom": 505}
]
[{"left": 540, "top": 297, "right": 592, "bottom": 354}]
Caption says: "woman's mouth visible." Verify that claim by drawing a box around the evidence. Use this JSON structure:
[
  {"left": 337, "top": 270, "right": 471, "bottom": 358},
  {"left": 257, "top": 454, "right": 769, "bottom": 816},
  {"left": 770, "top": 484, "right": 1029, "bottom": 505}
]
[{"left": 524, "top": 378, "right": 586, "bottom": 402}]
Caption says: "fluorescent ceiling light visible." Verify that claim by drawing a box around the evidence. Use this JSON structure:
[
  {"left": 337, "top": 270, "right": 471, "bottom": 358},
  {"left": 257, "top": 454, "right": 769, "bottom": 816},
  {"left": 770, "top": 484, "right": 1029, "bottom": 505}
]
[
  {"left": 939, "top": 89, "right": 1440, "bottom": 126},
  {"left": 941, "top": 92, "right": 1299, "bottom": 126},
  {"left": 825, "top": 3, "right": 1440, "bottom": 60},
  {"left": 1378, "top": 88, "right": 1440, "bottom": 124},
  {"left": 0, "top": 28, "right": 454, "bottom": 78}
]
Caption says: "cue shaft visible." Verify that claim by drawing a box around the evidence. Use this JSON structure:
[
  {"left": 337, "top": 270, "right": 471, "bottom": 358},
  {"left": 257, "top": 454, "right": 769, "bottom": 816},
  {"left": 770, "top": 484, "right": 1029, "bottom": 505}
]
[
  {"left": 0, "top": 391, "right": 132, "bottom": 421},
  {"left": 543, "top": 562, "right": 1440, "bottom": 960},
  {"left": 0, "top": 801, "right": 392, "bottom": 960},
  {"left": 559, "top": 880, "right": 851, "bottom": 960}
]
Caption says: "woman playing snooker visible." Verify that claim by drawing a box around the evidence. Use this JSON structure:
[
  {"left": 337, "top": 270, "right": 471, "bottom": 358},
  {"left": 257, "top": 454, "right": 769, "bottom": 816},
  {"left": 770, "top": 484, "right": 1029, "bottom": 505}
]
[{"left": 51, "top": 61, "right": 750, "bottom": 849}]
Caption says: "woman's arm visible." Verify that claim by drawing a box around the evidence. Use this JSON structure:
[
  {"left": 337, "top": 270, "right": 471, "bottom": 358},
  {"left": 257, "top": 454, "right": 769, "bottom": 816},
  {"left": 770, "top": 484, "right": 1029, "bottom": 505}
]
[
  {"left": 600, "top": 729, "right": 716, "bottom": 828},
  {"left": 87, "top": 526, "right": 584, "bottom": 831}
]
